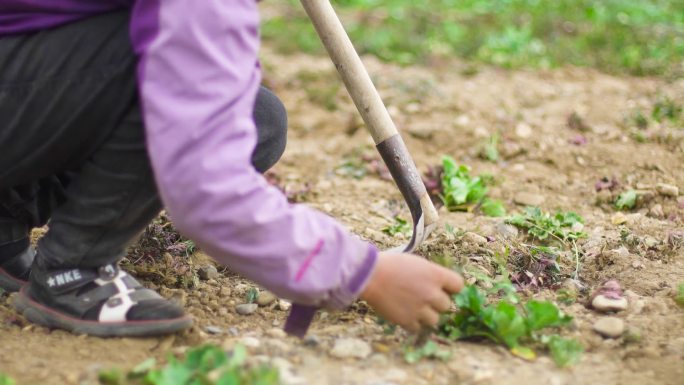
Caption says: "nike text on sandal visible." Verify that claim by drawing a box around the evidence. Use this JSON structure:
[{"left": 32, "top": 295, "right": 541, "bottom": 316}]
[{"left": 13, "top": 263, "right": 192, "bottom": 337}]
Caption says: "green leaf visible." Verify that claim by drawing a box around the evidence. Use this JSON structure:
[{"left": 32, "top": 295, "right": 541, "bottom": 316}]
[
  {"left": 615, "top": 190, "right": 638, "bottom": 210},
  {"left": 483, "top": 302, "right": 527, "bottom": 348},
  {"left": 510, "top": 345, "right": 537, "bottom": 361},
  {"left": 404, "top": 340, "right": 452, "bottom": 364},
  {"left": 382, "top": 216, "right": 410, "bottom": 236},
  {"left": 546, "top": 336, "right": 583, "bottom": 367},
  {"left": 676, "top": 282, "right": 684, "bottom": 308},
  {"left": 129, "top": 358, "right": 157, "bottom": 378},
  {"left": 524, "top": 301, "right": 572, "bottom": 331},
  {"left": 481, "top": 198, "right": 506, "bottom": 217},
  {"left": 0, "top": 374, "right": 15, "bottom": 385},
  {"left": 246, "top": 288, "right": 259, "bottom": 304}
]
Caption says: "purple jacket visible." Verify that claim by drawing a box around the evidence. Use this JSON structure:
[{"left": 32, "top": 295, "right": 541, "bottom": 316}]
[{"left": 0, "top": 1, "right": 377, "bottom": 319}]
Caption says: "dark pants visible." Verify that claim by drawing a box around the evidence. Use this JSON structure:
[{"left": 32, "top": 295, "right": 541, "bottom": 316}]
[{"left": 0, "top": 11, "right": 287, "bottom": 269}]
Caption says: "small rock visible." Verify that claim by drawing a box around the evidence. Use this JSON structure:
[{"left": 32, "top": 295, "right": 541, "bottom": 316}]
[
  {"left": 235, "top": 303, "right": 258, "bottom": 315},
  {"left": 463, "top": 232, "right": 488, "bottom": 246},
  {"left": 205, "top": 326, "right": 223, "bottom": 335},
  {"left": 330, "top": 338, "right": 372, "bottom": 359},
  {"left": 198, "top": 265, "right": 219, "bottom": 280},
  {"left": 303, "top": 335, "right": 320, "bottom": 347},
  {"left": 513, "top": 192, "right": 545, "bottom": 206},
  {"left": 593, "top": 317, "right": 625, "bottom": 338},
  {"left": 384, "top": 368, "right": 408, "bottom": 382},
  {"left": 515, "top": 122, "right": 533, "bottom": 138},
  {"left": 643, "top": 236, "right": 659, "bottom": 249},
  {"left": 266, "top": 327, "right": 287, "bottom": 338},
  {"left": 611, "top": 212, "right": 628, "bottom": 225},
  {"left": 495, "top": 223, "right": 519, "bottom": 239},
  {"left": 592, "top": 295, "right": 628, "bottom": 313},
  {"left": 649, "top": 204, "right": 664, "bottom": 218},
  {"left": 655, "top": 183, "right": 679, "bottom": 197},
  {"left": 256, "top": 291, "right": 278, "bottom": 307},
  {"left": 277, "top": 300, "right": 292, "bottom": 311},
  {"left": 239, "top": 336, "right": 261, "bottom": 349},
  {"left": 408, "top": 124, "right": 435, "bottom": 140}
]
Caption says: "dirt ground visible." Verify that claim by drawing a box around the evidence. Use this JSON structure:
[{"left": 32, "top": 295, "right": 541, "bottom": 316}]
[{"left": 1, "top": 43, "right": 683, "bottom": 385}]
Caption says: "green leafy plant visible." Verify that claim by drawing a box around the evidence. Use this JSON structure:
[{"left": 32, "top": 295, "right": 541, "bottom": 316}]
[
  {"left": 99, "top": 345, "right": 280, "bottom": 385},
  {"left": 439, "top": 285, "right": 581, "bottom": 367},
  {"left": 382, "top": 216, "right": 411, "bottom": 236},
  {"left": 615, "top": 190, "right": 638, "bottom": 210},
  {"left": 506, "top": 207, "right": 586, "bottom": 244},
  {"left": 676, "top": 282, "right": 684, "bottom": 308},
  {"left": 246, "top": 288, "right": 260, "bottom": 304},
  {"left": 441, "top": 156, "right": 506, "bottom": 217},
  {"left": 480, "top": 133, "right": 500, "bottom": 162},
  {"left": 403, "top": 340, "right": 452, "bottom": 364},
  {"left": 0, "top": 374, "right": 15, "bottom": 385}
]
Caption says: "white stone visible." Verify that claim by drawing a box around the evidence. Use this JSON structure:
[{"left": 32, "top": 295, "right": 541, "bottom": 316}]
[
  {"left": 592, "top": 294, "right": 628, "bottom": 312},
  {"left": 593, "top": 317, "right": 625, "bottom": 338},
  {"left": 330, "top": 338, "right": 372, "bottom": 359}
]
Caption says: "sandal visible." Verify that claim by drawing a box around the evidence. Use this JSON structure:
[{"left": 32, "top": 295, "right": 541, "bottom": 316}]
[
  {"left": 0, "top": 247, "right": 35, "bottom": 292},
  {"left": 13, "top": 263, "right": 192, "bottom": 337}
]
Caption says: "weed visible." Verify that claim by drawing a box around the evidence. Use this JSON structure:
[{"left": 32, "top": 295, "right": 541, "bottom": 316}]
[
  {"left": 615, "top": 190, "right": 638, "bottom": 210},
  {"left": 382, "top": 216, "right": 411, "bottom": 236},
  {"left": 246, "top": 288, "right": 260, "bottom": 304},
  {"left": 556, "top": 289, "right": 578, "bottom": 305},
  {"left": 98, "top": 344, "right": 279, "bottom": 385},
  {"left": 676, "top": 282, "right": 684, "bottom": 308},
  {"left": 441, "top": 156, "right": 506, "bottom": 217},
  {"left": 480, "top": 133, "right": 500, "bottom": 162},
  {"left": 0, "top": 374, "right": 14, "bottom": 385},
  {"left": 652, "top": 96, "right": 683, "bottom": 123},
  {"left": 403, "top": 340, "right": 452, "bottom": 364},
  {"left": 438, "top": 285, "right": 582, "bottom": 367},
  {"left": 506, "top": 207, "right": 586, "bottom": 244}
]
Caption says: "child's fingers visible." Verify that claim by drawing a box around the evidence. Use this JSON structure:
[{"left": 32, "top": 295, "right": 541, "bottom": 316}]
[
  {"left": 418, "top": 307, "right": 440, "bottom": 329},
  {"left": 429, "top": 290, "right": 453, "bottom": 313},
  {"left": 437, "top": 266, "right": 464, "bottom": 294}
]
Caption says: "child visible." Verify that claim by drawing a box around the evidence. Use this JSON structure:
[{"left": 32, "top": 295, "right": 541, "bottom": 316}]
[{"left": 0, "top": 1, "right": 463, "bottom": 337}]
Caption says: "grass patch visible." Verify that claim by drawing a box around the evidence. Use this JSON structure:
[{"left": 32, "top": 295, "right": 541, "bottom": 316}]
[{"left": 262, "top": 0, "right": 684, "bottom": 77}]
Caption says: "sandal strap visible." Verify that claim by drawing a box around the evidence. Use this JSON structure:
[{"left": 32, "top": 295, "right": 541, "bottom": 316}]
[{"left": 96, "top": 269, "right": 161, "bottom": 323}]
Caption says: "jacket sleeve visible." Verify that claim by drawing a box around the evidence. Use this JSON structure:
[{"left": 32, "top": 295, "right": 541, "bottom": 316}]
[{"left": 128, "top": 0, "right": 377, "bottom": 309}]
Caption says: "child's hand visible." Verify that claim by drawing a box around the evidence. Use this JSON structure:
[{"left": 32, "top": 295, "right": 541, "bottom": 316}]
[{"left": 360, "top": 252, "right": 463, "bottom": 332}]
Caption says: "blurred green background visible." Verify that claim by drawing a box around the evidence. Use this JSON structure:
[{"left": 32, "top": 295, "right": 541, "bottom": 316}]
[{"left": 262, "top": 0, "right": 684, "bottom": 78}]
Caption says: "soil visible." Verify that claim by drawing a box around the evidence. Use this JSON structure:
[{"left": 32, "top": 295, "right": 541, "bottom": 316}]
[{"left": 1, "top": 34, "right": 684, "bottom": 385}]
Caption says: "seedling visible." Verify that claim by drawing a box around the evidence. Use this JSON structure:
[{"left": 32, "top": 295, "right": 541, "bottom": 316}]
[
  {"left": 439, "top": 285, "right": 582, "bottom": 367},
  {"left": 382, "top": 216, "right": 411, "bottom": 236},
  {"left": 246, "top": 288, "right": 260, "bottom": 304},
  {"left": 676, "top": 282, "right": 684, "bottom": 308},
  {"left": 615, "top": 190, "right": 637, "bottom": 210},
  {"left": 98, "top": 344, "right": 279, "bottom": 385},
  {"left": 506, "top": 207, "right": 586, "bottom": 244},
  {"left": 0, "top": 374, "right": 15, "bottom": 385},
  {"left": 480, "top": 133, "right": 500, "bottom": 162},
  {"left": 403, "top": 340, "right": 452, "bottom": 364},
  {"left": 440, "top": 156, "right": 506, "bottom": 217}
]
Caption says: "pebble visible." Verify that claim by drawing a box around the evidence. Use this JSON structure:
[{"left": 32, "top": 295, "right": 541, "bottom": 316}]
[
  {"left": 256, "top": 291, "right": 278, "bottom": 307},
  {"left": 593, "top": 317, "right": 625, "bottom": 338},
  {"left": 330, "top": 338, "right": 372, "bottom": 359},
  {"left": 235, "top": 303, "right": 258, "bottom": 315},
  {"left": 384, "top": 369, "right": 408, "bottom": 382},
  {"left": 513, "top": 192, "right": 545, "bottom": 206},
  {"left": 643, "top": 236, "right": 659, "bottom": 249},
  {"left": 592, "top": 294, "right": 628, "bottom": 312},
  {"left": 649, "top": 204, "right": 664, "bottom": 218},
  {"left": 198, "top": 265, "right": 219, "bottom": 280},
  {"left": 205, "top": 326, "right": 223, "bottom": 335},
  {"left": 495, "top": 222, "right": 519, "bottom": 239},
  {"left": 239, "top": 336, "right": 261, "bottom": 349},
  {"left": 266, "top": 327, "right": 287, "bottom": 338},
  {"left": 463, "top": 232, "right": 488, "bottom": 246},
  {"left": 515, "top": 122, "right": 533, "bottom": 138},
  {"left": 278, "top": 299, "right": 292, "bottom": 312},
  {"left": 303, "top": 335, "right": 320, "bottom": 347},
  {"left": 655, "top": 183, "right": 679, "bottom": 197},
  {"left": 611, "top": 212, "right": 628, "bottom": 225}
]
